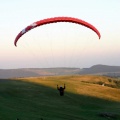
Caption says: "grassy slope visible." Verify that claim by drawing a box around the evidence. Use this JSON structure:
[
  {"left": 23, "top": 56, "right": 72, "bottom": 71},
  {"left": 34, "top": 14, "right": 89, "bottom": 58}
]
[{"left": 0, "top": 75, "right": 120, "bottom": 120}]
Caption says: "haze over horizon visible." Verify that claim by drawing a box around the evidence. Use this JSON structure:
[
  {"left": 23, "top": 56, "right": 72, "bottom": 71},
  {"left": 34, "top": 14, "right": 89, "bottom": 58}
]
[{"left": 1, "top": 0, "right": 120, "bottom": 69}]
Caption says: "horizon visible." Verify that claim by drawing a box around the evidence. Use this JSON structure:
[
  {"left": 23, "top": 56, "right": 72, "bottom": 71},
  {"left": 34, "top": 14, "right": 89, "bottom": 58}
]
[{"left": 1, "top": 64, "right": 120, "bottom": 70}]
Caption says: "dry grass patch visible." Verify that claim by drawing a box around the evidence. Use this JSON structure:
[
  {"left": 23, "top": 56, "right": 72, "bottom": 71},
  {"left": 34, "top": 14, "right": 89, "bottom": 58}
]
[{"left": 15, "top": 75, "right": 120, "bottom": 102}]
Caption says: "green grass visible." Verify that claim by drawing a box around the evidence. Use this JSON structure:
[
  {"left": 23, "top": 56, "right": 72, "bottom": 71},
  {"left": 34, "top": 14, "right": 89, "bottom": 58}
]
[{"left": 0, "top": 76, "right": 120, "bottom": 120}]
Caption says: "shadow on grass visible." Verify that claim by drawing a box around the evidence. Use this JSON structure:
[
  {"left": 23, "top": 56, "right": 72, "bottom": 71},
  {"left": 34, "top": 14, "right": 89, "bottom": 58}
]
[{"left": 0, "top": 79, "right": 120, "bottom": 120}]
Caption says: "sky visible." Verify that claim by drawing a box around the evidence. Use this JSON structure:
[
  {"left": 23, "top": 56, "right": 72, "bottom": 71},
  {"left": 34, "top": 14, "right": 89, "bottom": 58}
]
[{"left": 0, "top": 0, "right": 120, "bottom": 69}]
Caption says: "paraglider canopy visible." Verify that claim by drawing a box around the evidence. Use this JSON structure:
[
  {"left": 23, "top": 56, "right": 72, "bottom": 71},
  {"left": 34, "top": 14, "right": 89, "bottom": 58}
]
[{"left": 14, "top": 17, "right": 101, "bottom": 46}]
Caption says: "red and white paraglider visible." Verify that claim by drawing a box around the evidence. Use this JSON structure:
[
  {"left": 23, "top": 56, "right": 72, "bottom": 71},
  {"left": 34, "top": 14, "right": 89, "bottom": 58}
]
[{"left": 14, "top": 17, "right": 101, "bottom": 46}]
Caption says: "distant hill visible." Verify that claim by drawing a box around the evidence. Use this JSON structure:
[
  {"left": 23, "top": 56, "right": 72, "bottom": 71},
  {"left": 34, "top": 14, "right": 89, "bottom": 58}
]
[
  {"left": 0, "top": 68, "right": 80, "bottom": 78},
  {"left": 80, "top": 64, "right": 120, "bottom": 76},
  {"left": 1, "top": 65, "right": 120, "bottom": 78}
]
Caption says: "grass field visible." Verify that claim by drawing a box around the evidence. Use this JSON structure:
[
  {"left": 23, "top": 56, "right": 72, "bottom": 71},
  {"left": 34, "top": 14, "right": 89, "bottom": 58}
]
[{"left": 0, "top": 75, "right": 120, "bottom": 120}]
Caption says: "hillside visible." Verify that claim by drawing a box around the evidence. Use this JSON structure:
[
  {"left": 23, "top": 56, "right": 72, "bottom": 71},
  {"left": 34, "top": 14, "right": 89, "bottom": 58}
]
[
  {"left": 80, "top": 64, "right": 120, "bottom": 76},
  {"left": 1, "top": 64, "right": 120, "bottom": 78},
  {"left": 0, "top": 68, "right": 80, "bottom": 78},
  {"left": 0, "top": 75, "right": 120, "bottom": 120},
  {"left": 17, "top": 75, "right": 120, "bottom": 102}
]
